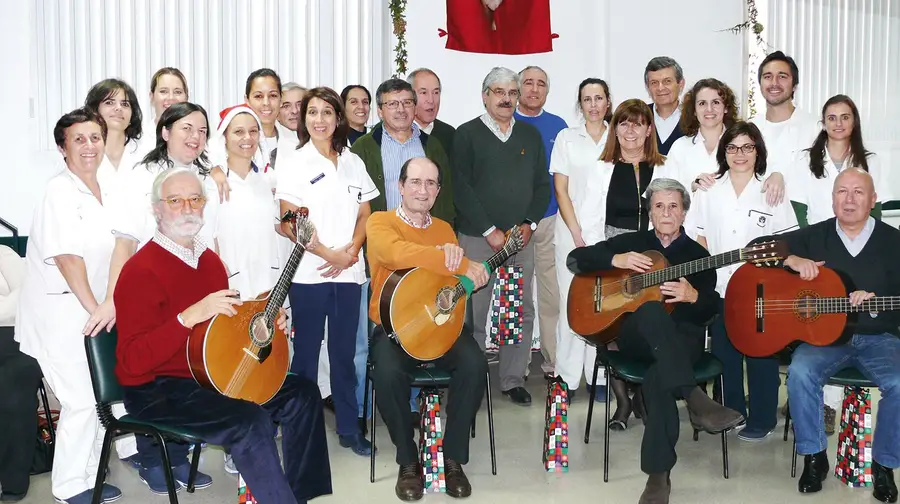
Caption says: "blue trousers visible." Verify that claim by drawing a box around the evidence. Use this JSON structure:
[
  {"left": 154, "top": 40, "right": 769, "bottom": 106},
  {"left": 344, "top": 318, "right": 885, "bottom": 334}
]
[
  {"left": 710, "top": 299, "right": 779, "bottom": 431},
  {"left": 124, "top": 375, "right": 331, "bottom": 504},
  {"left": 788, "top": 334, "right": 900, "bottom": 466},
  {"left": 289, "top": 282, "right": 362, "bottom": 436}
]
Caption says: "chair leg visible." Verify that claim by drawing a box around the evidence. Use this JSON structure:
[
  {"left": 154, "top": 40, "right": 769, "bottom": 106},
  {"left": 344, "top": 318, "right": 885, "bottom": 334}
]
[
  {"left": 185, "top": 442, "right": 201, "bottom": 493},
  {"left": 603, "top": 365, "right": 611, "bottom": 483},
  {"left": 369, "top": 374, "right": 377, "bottom": 484},
  {"left": 91, "top": 429, "right": 116, "bottom": 504},
  {"left": 38, "top": 381, "right": 56, "bottom": 446},
  {"left": 791, "top": 437, "right": 798, "bottom": 478},
  {"left": 486, "top": 370, "right": 496, "bottom": 476},
  {"left": 153, "top": 431, "right": 181, "bottom": 504},
  {"left": 719, "top": 374, "right": 729, "bottom": 479},
  {"left": 783, "top": 403, "right": 791, "bottom": 442},
  {"left": 584, "top": 350, "right": 601, "bottom": 444}
]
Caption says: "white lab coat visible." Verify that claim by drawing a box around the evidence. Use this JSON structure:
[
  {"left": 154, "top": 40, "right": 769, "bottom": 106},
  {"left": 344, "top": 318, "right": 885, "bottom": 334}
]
[{"left": 15, "top": 167, "right": 114, "bottom": 499}]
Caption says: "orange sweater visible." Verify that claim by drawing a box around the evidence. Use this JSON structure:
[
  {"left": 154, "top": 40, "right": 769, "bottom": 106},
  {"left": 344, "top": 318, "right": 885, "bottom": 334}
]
[{"left": 366, "top": 211, "right": 470, "bottom": 325}]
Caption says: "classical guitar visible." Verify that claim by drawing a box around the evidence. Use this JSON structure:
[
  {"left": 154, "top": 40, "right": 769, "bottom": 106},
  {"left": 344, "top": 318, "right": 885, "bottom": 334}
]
[
  {"left": 187, "top": 208, "right": 314, "bottom": 405},
  {"left": 379, "top": 226, "right": 525, "bottom": 361},
  {"left": 568, "top": 240, "right": 788, "bottom": 345},
  {"left": 725, "top": 264, "right": 900, "bottom": 357}
]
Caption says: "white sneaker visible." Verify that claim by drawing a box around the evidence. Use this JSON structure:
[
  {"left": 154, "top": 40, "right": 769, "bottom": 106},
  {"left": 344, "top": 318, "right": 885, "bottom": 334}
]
[{"left": 224, "top": 454, "right": 238, "bottom": 475}]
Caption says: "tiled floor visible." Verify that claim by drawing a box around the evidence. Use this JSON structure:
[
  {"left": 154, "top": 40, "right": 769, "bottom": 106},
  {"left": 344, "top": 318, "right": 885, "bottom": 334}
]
[{"left": 14, "top": 364, "right": 884, "bottom": 504}]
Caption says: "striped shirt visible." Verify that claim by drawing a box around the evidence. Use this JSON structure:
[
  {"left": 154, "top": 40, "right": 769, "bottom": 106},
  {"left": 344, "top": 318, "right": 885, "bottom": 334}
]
[{"left": 381, "top": 124, "right": 426, "bottom": 210}]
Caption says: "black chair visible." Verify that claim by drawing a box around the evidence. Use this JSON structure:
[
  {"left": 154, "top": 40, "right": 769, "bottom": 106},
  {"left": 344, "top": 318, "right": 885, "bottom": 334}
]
[
  {"left": 363, "top": 299, "right": 497, "bottom": 483},
  {"left": 84, "top": 329, "right": 202, "bottom": 504},
  {"left": 584, "top": 348, "right": 730, "bottom": 482},
  {"left": 784, "top": 366, "right": 875, "bottom": 478}
]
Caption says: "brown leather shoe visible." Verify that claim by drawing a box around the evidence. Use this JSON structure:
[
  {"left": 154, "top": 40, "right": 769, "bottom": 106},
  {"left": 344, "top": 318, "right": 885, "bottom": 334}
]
[
  {"left": 395, "top": 463, "right": 423, "bottom": 502},
  {"left": 445, "top": 459, "right": 472, "bottom": 498},
  {"left": 639, "top": 471, "right": 671, "bottom": 504},
  {"left": 685, "top": 387, "right": 745, "bottom": 433}
]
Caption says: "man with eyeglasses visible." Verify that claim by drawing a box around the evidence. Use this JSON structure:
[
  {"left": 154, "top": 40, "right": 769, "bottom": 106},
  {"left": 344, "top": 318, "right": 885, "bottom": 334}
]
[
  {"left": 114, "top": 167, "right": 332, "bottom": 504},
  {"left": 367, "top": 157, "right": 489, "bottom": 501},
  {"left": 453, "top": 66, "right": 551, "bottom": 406}
]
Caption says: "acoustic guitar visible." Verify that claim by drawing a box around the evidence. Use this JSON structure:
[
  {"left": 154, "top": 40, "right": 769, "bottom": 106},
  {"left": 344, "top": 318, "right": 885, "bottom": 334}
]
[
  {"left": 568, "top": 240, "right": 788, "bottom": 345},
  {"left": 187, "top": 208, "right": 315, "bottom": 405},
  {"left": 725, "top": 264, "right": 900, "bottom": 357},
  {"left": 379, "top": 226, "right": 525, "bottom": 361}
]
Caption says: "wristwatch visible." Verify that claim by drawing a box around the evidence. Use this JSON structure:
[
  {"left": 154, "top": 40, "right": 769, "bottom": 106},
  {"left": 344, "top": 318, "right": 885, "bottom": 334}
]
[{"left": 523, "top": 219, "right": 537, "bottom": 231}]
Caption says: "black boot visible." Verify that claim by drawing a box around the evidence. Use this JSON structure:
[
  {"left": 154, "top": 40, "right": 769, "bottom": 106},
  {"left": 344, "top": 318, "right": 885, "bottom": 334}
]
[
  {"left": 608, "top": 376, "right": 632, "bottom": 431},
  {"left": 873, "top": 461, "right": 899, "bottom": 503},
  {"left": 638, "top": 471, "right": 671, "bottom": 504},
  {"left": 798, "top": 450, "right": 829, "bottom": 494},
  {"left": 684, "top": 387, "right": 745, "bottom": 433}
]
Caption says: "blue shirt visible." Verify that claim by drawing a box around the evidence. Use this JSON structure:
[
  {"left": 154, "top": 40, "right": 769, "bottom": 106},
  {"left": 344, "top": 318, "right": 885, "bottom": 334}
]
[
  {"left": 514, "top": 109, "right": 567, "bottom": 217},
  {"left": 381, "top": 124, "right": 426, "bottom": 210}
]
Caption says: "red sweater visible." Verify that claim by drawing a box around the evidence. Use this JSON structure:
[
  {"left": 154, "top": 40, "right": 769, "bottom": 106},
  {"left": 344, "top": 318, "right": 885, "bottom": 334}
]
[{"left": 114, "top": 241, "right": 227, "bottom": 386}]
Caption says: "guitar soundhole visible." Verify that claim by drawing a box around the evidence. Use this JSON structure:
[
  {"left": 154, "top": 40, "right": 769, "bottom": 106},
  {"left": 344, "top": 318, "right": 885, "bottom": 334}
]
[
  {"left": 435, "top": 288, "right": 454, "bottom": 313},
  {"left": 249, "top": 313, "right": 273, "bottom": 346},
  {"left": 794, "top": 291, "right": 820, "bottom": 322}
]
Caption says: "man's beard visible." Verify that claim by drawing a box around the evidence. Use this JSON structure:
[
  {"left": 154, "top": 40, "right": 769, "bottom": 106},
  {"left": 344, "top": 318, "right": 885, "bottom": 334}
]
[{"left": 161, "top": 214, "right": 204, "bottom": 240}]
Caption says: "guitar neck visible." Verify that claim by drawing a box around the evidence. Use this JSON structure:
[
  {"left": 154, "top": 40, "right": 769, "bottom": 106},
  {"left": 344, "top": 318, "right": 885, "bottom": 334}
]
[
  {"left": 815, "top": 296, "right": 900, "bottom": 314},
  {"left": 264, "top": 243, "right": 306, "bottom": 324},
  {"left": 636, "top": 248, "right": 744, "bottom": 287},
  {"left": 451, "top": 239, "right": 517, "bottom": 302}
]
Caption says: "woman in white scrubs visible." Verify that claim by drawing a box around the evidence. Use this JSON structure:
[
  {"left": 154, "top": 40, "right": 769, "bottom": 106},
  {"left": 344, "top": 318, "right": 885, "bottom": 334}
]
[
  {"left": 15, "top": 108, "right": 122, "bottom": 503},
  {"left": 550, "top": 78, "right": 611, "bottom": 402},
  {"left": 85, "top": 79, "right": 149, "bottom": 177},
  {"left": 144, "top": 68, "right": 189, "bottom": 132},
  {"left": 687, "top": 121, "right": 799, "bottom": 442},
  {"left": 788, "top": 94, "right": 893, "bottom": 429},
  {"left": 245, "top": 68, "right": 283, "bottom": 176},
  {"left": 275, "top": 87, "right": 377, "bottom": 457}
]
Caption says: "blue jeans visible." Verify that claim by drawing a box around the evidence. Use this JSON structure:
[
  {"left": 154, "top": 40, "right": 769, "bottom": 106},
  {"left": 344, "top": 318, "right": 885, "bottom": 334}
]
[
  {"left": 710, "top": 299, "right": 779, "bottom": 431},
  {"left": 788, "top": 334, "right": 900, "bottom": 466}
]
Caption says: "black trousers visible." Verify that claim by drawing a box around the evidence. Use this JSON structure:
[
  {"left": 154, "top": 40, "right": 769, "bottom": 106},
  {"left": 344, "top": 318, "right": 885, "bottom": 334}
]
[
  {"left": 616, "top": 302, "right": 704, "bottom": 475},
  {"left": 370, "top": 325, "right": 488, "bottom": 466},
  {"left": 124, "top": 374, "right": 331, "bottom": 504},
  {"left": 0, "top": 328, "right": 42, "bottom": 495}
]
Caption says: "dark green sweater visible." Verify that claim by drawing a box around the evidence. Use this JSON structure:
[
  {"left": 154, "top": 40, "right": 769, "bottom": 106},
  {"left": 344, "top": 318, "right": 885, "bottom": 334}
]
[
  {"left": 452, "top": 118, "right": 550, "bottom": 236},
  {"left": 430, "top": 119, "right": 456, "bottom": 163},
  {"left": 350, "top": 123, "right": 455, "bottom": 227}
]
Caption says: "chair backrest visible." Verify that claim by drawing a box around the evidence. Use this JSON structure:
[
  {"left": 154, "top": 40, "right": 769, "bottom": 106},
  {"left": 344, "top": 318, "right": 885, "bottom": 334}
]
[{"left": 84, "top": 328, "right": 124, "bottom": 404}]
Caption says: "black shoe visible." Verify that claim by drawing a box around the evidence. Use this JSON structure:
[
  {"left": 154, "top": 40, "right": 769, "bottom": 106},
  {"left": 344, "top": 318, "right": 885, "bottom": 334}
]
[
  {"left": 395, "top": 463, "right": 423, "bottom": 501},
  {"left": 798, "top": 450, "right": 829, "bottom": 494},
  {"left": 445, "top": 459, "right": 472, "bottom": 498},
  {"left": 0, "top": 490, "right": 27, "bottom": 502},
  {"left": 502, "top": 386, "right": 532, "bottom": 406},
  {"left": 638, "top": 471, "right": 670, "bottom": 504},
  {"left": 609, "top": 377, "right": 633, "bottom": 431},
  {"left": 874, "top": 461, "right": 899, "bottom": 503}
]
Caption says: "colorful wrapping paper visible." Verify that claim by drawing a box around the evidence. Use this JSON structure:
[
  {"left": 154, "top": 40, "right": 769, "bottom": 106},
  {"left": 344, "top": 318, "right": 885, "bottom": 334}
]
[
  {"left": 490, "top": 265, "right": 525, "bottom": 346},
  {"left": 238, "top": 473, "right": 258, "bottom": 503},
  {"left": 543, "top": 377, "right": 569, "bottom": 472},
  {"left": 834, "top": 386, "right": 873, "bottom": 488},
  {"left": 419, "top": 390, "right": 446, "bottom": 493}
]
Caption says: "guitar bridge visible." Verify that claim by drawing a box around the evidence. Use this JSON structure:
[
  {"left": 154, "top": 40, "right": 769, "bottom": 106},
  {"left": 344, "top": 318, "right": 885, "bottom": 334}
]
[
  {"left": 756, "top": 283, "right": 764, "bottom": 333},
  {"left": 593, "top": 276, "right": 602, "bottom": 312}
]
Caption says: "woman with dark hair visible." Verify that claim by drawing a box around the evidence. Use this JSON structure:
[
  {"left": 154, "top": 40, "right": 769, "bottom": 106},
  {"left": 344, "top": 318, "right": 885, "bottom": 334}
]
[
  {"left": 275, "top": 86, "right": 377, "bottom": 456},
  {"left": 85, "top": 78, "right": 146, "bottom": 174},
  {"left": 550, "top": 78, "right": 612, "bottom": 402},
  {"left": 15, "top": 108, "right": 124, "bottom": 503},
  {"left": 245, "top": 68, "right": 283, "bottom": 168},
  {"left": 687, "top": 121, "right": 799, "bottom": 442},
  {"left": 341, "top": 85, "right": 371, "bottom": 144}
]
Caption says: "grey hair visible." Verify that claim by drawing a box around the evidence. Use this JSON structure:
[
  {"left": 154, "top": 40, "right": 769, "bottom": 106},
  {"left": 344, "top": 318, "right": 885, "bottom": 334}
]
[
  {"left": 406, "top": 68, "right": 441, "bottom": 89},
  {"left": 481, "top": 67, "right": 519, "bottom": 95},
  {"left": 151, "top": 167, "right": 205, "bottom": 203},
  {"left": 282, "top": 82, "right": 307, "bottom": 93},
  {"left": 645, "top": 178, "right": 691, "bottom": 212},
  {"left": 518, "top": 65, "right": 549, "bottom": 91},
  {"left": 644, "top": 57, "right": 685, "bottom": 87}
]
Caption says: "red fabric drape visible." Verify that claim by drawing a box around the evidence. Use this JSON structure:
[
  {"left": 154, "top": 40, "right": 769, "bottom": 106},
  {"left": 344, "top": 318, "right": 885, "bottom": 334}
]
[{"left": 442, "top": 0, "right": 557, "bottom": 55}]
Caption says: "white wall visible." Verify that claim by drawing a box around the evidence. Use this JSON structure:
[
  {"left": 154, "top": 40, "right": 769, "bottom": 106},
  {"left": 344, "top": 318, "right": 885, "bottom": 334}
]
[{"left": 404, "top": 0, "right": 746, "bottom": 128}]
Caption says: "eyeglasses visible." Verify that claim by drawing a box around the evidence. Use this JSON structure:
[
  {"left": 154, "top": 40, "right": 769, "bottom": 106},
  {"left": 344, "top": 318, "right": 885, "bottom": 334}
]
[
  {"left": 163, "top": 196, "right": 206, "bottom": 210},
  {"left": 406, "top": 178, "right": 440, "bottom": 191},
  {"left": 382, "top": 99, "right": 415, "bottom": 111},
  {"left": 725, "top": 143, "right": 757, "bottom": 154},
  {"left": 489, "top": 88, "right": 519, "bottom": 99}
]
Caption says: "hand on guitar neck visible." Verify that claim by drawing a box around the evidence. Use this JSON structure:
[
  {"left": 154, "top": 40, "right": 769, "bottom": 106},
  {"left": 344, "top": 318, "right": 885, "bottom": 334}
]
[{"left": 486, "top": 224, "right": 532, "bottom": 253}]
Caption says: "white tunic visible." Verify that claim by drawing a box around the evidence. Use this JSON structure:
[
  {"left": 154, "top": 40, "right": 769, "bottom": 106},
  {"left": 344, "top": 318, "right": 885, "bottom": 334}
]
[
  {"left": 274, "top": 142, "right": 378, "bottom": 285},
  {"left": 96, "top": 140, "right": 152, "bottom": 195},
  {"left": 751, "top": 109, "right": 820, "bottom": 177},
  {"left": 661, "top": 131, "right": 722, "bottom": 191},
  {"left": 215, "top": 169, "right": 283, "bottom": 299},
  {"left": 686, "top": 172, "right": 799, "bottom": 296},
  {"left": 789, "top": 151, "right": 893, "bottom": 225},
  {"left": 15, "top": 168, "right": 115, "bottom": 360},
  {"left": 109, "top": 160, "right": 221, "bottom": 249}
]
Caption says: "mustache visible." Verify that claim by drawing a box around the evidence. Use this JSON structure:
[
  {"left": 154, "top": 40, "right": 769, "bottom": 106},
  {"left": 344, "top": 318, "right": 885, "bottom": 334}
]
[{"left": 498, "top": 102, "right": 513, "bottom": 108}]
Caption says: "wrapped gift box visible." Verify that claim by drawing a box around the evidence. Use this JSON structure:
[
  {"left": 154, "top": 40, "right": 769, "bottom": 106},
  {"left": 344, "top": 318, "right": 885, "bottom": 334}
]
[
  {"left": 490, "top": 265, "right": 524, "bottom": 346},
  {"left": 543, "top": 377, "right": 569, "bottom": 472},
  {"left": 834, "top": 386, "right": 873, "bottom": 488},
  {"left": 419, "top": 390, "right": 446, "bottom": 493},
  {"left": 238, "top": 473, "right": 258, "bottom": 503}
]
